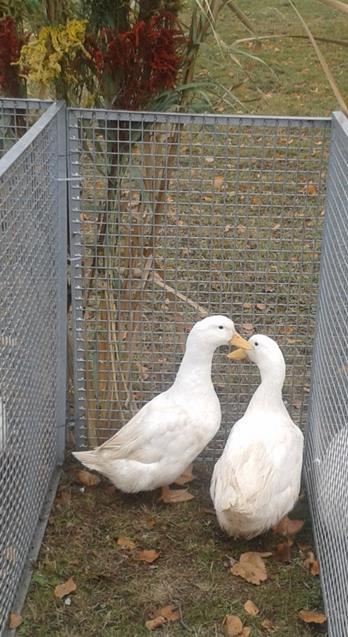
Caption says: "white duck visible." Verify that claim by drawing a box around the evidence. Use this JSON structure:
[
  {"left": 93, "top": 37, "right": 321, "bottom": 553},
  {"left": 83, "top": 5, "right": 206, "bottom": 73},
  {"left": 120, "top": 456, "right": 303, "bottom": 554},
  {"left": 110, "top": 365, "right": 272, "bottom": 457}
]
[
  {"left": 210, "top": 334, "right": 303, "bottom": 538},
  {"left": 74, "top": 315, "right": 251, "bottom": 503}
]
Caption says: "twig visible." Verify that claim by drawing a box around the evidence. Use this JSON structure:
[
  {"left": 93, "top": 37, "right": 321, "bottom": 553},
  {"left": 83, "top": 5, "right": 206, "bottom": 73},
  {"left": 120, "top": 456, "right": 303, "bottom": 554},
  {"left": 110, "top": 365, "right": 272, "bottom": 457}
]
[{"left": 152, "top": 272, "right": 208, "bottom": 317}]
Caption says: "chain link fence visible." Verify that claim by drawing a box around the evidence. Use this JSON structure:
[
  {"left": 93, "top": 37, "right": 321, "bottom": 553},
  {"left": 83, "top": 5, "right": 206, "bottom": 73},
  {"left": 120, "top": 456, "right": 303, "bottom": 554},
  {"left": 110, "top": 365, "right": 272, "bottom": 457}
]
[
  {"left": 68, "top": 110, "right": 331, "bottom": 455},
  {"left": 305, "top": 112, "right": 348, "bottom": 637},
  {"left": 0, "top": 100, "right": 66, "bottom": 635}
]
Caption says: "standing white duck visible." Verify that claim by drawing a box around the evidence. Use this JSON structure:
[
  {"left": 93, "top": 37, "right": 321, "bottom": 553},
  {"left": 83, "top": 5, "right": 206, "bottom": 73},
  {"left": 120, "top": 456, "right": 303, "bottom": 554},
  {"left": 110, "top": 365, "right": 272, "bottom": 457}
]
[
  {"left": 210, "top": 334, "right": 303, "bottom": 538},
  {"left": 74, "top": 315, "right": 251, "bottom": 503}
]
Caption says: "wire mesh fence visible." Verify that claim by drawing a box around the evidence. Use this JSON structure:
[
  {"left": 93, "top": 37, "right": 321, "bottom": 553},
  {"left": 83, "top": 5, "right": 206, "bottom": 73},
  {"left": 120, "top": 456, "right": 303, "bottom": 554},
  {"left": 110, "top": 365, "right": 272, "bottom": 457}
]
[
  {"left": 0, "top": 101, "right": 66, "bottom": 635},
  {"left": 0, "top": 98, "right": 51, "bottom": 160},
  {"left": 68, "top": 110, "right": 331, "bottom": 456},
  {"left": 305, "top": 112, "right": 348, "bottom": 637}
]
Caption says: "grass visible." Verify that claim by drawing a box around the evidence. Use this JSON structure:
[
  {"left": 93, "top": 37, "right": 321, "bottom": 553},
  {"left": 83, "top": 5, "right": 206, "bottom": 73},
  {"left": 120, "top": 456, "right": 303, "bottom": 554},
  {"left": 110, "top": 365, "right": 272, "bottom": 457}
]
[
  {"left": 18, "top": 461, "right": 326, "bottom": 637},
  {"left": 194, "top": 0, "right": 348, "bottom": 116}
]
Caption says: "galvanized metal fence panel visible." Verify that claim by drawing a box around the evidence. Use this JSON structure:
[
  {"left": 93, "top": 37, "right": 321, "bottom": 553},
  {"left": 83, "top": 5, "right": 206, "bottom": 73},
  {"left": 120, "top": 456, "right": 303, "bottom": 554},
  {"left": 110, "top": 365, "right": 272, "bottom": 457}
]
[
  {"left": 0, "top": 98, "right": 52, "bottom": 160},
  {"left": 305, "top": 112, "right": 348, "bottom": 637},
  {"left": 68, "top": 109, "right": 330, "bottom": 456},
  {"left": 0, "top": 101, "right": 66, "bottom": 636}
]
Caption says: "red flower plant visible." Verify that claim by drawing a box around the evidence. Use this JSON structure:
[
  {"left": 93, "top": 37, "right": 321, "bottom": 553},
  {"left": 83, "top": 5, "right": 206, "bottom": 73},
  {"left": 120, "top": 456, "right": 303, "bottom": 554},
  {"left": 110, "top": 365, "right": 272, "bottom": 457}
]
[
  {"left": 0, "top": 17, "right": 26, "bottom": 95},
  {"left": 87, "top": 12, "right": 185, "bottom": 109}
]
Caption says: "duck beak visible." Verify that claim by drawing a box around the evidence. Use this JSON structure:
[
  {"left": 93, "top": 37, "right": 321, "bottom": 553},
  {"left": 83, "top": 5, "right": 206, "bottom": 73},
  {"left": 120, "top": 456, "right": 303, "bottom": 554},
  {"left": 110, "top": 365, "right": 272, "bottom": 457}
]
[
  {"left": 228, "top": 332, "right": 252, "bottom": 350},
  {"left": 227, "top": 332, "right": 252, "bottom": 361},
  {"left": 227, "top": 348, "right": 248, "bottom": 361}
]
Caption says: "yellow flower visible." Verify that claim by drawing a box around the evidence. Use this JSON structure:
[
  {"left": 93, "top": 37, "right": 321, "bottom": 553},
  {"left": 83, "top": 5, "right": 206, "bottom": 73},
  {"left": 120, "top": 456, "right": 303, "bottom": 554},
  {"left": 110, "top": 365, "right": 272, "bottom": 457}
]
[{"left": 18, "top": 19, "right": 89, "bottom": 87}]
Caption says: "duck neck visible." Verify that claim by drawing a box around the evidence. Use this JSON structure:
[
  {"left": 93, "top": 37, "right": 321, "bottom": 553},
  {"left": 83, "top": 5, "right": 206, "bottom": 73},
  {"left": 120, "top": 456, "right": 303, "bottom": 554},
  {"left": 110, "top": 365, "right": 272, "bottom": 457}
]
[
  {"left": 173, "top": 341, "right": 215, "bottom": 393},
  {"left": 248, "top": 363, "right": 285, "bottom": 412}
]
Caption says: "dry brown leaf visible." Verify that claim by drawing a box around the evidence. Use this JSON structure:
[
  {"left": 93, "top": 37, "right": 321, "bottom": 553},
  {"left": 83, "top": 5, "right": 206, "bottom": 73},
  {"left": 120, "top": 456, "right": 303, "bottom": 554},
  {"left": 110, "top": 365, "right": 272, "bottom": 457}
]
[
  {"left": 298, "top": 610, "right": 327, "bottom": 624},
  {"left": 261, "top": 618, "right": 278, "bottom": 632},
  {"left": 243, "top": 303, "right": 252, "bottom": 310},
  {"left": 144, "top": 516, "right": 157, "bottom": 530},
  {"left": 223, "top": 614, "right": 243, "bottom": 636},
  {"left": 214, "top": 175, "right": 224, "bottom": 190},
  {"left": 273, "top": 540, "right": 293, "bottom": 563},
  {"left": 231, "top": 552, "right": 268, "bottom": 585},
  {"left": 241, "top": 629, "right": 251, "bottom": 637},
  {"left": 116, "top": 536, "right": 136, "bottom": 550},
  {"left": 272, "top": 516, "right": 304, "bottom": 536},
  {"left": 8, "top": 612, "right": 22, "bottom": 629},
  {"left": 156, "top": 605, "right": 180, "bottom": 621},
  {"left": 243, "top": 599, "right": 259, "bottom": 616},
  {"left": 136, "top": 362, "right": 149, "bottom": 380},
  {"left": 256, "top": 302, "right": 266, "bottom": 311},
  {"left": 54, "top": 577, "right": 77, "bottom": 599},
  {"left": 303, "top": 183, "right": 317, "bottom": 196},
  {"left": 225, "top": 224, "right": 232, "bottom": 233},
  {"left": 75, "top": 470, "right": 101, "bottom": 487},
  {"left": 303, "top": 551, "right": 320, "bottom": 576},
  {"left": 251, "top": 196, "right": 260, "bottom": 205},
  {"left": 279, "top": 325, "right": 294, "bottom": 335},
  {"left": 135, "top": 549, "right": 160, "bottom": 564},
  {"left": 146, "top": 604, "right": 180, "bottom": 629},
  {"left": 237, "top": 224, "right": 246, "bottom": 234},
  {"left": 241, "top": 323, "right": 254, "bottom": 336},
  {"left": 55, "top": 487, "right": 71, "bottom": 507},
  {"left": 145, "top": 616, "right": 166, "bottom": 630}
]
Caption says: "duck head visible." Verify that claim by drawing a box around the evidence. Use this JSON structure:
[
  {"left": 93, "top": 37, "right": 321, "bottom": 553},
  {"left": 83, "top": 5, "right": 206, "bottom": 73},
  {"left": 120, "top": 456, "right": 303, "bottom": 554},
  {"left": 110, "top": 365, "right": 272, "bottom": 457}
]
[
  {"left": 228, "top": 333, "right": 286, "bottom": 381},
  {"left": 188, "top": 315, "right": 252, "bottom": 352}
]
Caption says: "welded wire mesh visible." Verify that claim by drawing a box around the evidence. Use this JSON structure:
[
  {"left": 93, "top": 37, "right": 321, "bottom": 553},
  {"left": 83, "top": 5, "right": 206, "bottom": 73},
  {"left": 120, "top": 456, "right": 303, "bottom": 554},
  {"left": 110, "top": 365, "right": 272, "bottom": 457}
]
[
  {"left": 0, "top": 101, "right": 66, "bottom": 635},
  {"left": 305, "top": 112, "right": 348, "bottom": 637},
  {"left": 69, "top": 110, "right": 331, "bottom": 455},
  {"left": 0, "top": 98, "right": 51, "bottom": 160}
]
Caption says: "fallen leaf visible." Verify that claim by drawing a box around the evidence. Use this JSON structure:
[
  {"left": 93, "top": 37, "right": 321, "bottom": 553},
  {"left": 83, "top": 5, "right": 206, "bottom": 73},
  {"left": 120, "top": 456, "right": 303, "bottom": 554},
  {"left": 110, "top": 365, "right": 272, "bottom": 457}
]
[
  {"left": 205, "top": 156, "right": 214, "bottom": 163},
  {"left": 273, "top": 540, "right": 293, "bottom": 563},
  {"left": 145, "top": 616, "right": 166, "bottom": 630},
  {"left": 242, "top": 303, "right": 252, "bottom": 310},
  {"left": 116, "top": 536, "right": 136, "bottom": 550},
  {"left": 54, "top": 577, "right": 77, "bottom": 599},
  {"left": 135, "top": 549, "right": 160, "bottom": 563},
  {"left": 241, "top": 630, "right": 251, "bottom": 637},
  {"left": 145, "top": 604, "right": 180, "bottom": 630},
  {"left": 231, "top": 552, "right": 268, "bottom": 585},
  {"left": 251, "top": 196, "right": 260, "bottom": 205},
  {"left": 214, "top": 175, "right": 224, "bottom": 190},
  {"left": 136, "top": 362, "right": 149, "bottom": 380},
  {"left": 144, "top": 516, "right": 157, "bottom": 530},
  {"left": 303, "top": 551, "right": 320, "bottom": 576},
  {"left": 225, "top": 224, "right": 232, "bottom": 233},
  {"left": 223, "top": 614, "right": 243, "bottom": 636},
  {"left": 272, "top": 223, "right": 281, "bottom": 231},
  {"left": 241, "top": 324, "right": 254, "bottom": 336},
  {"left": 156, "top": 605, "right": 180, "bottom": 621},
  {"left": 243, "top": 600, "right": 259, "bottom": 616},
  {"left": 256, "top": 303, "right": 266, "bottom": 311},
  {"left": 55, "top": 487, "right": 71, "bottom": 507},
  {"left": 303, "top": 183, "right": 317, "bottom": 196},
  {"left": 261, "top": 618, "right": 278, "bottom": 632},
  {"left": 8, "top": 613, "right": 22, "bottom": 629},
  {"left": 279, "top": 325, "right": 294, "bottom": 335},
  {"left": 272, "top": 516, "right": 304, "bottom": 536},
  {"left": 75, "top": 470, "right": 101, "bottom": 487},
  {"left": 298, "top": 610, "right": 327, "bottom": 624},
  {"left": 237, "top": 224, "right": 246, "bottom": 234},
  {"left": 292, "top": 399, "right": 302, "bottom": 410}
]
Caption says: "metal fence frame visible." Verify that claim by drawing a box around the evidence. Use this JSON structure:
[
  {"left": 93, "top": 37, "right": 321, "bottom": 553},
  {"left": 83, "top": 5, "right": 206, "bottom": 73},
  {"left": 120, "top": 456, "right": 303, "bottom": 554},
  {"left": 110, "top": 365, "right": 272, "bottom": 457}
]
[
  {"left": 68, "top": 107, "right": 331, "bottom": 455},
  {"left": 0, "top": 100, "right": 67, "bottom": 636},
  {"left": 305, "top": 111, "right": 348, "bottom": 637}
]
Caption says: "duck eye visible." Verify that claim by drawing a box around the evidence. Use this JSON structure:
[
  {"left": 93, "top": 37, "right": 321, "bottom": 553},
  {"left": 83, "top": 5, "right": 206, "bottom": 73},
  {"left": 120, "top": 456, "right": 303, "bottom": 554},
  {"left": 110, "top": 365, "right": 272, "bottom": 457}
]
[
  {"left": 218, "top": 325, "right": 224, "bottom": 330},
  {"left": 254, "top": 342, "right": 259, "bottom": 346}
]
